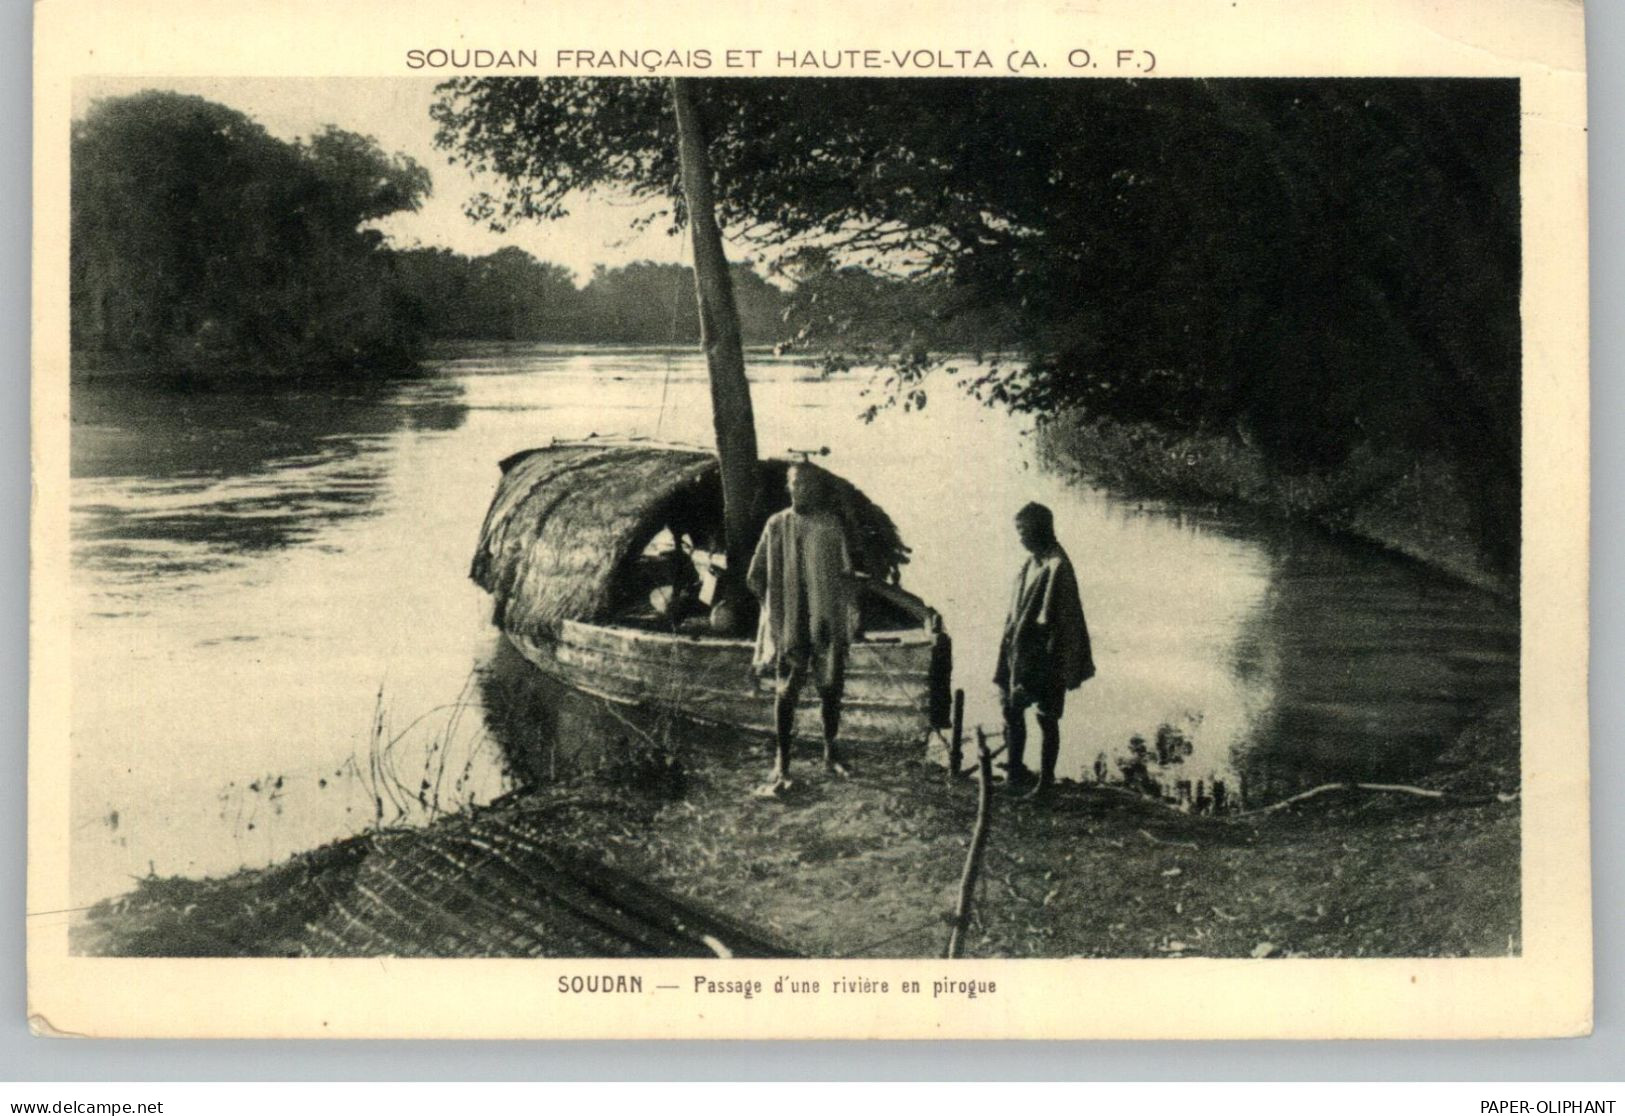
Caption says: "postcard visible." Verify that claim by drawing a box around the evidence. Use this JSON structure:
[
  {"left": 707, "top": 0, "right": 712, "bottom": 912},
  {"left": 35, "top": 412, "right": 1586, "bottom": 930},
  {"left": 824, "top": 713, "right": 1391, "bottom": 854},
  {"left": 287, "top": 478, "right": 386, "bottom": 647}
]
[{"left": 28, "top": 0, "right": 1590, "bottom": 1039}]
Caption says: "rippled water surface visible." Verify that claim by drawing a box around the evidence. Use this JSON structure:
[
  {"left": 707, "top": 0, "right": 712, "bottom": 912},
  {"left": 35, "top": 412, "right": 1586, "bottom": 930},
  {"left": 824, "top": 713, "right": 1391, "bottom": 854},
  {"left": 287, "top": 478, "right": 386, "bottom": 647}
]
[{"left": 69, "top": 345, "right": 1519, "bottom": 905}]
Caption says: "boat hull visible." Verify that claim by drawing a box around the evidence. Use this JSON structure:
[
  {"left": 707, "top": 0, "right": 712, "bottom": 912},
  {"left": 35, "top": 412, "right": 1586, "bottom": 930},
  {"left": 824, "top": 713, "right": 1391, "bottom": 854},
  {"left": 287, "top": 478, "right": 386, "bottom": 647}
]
[{"left": 506, "top": 620, "right": 949, "bottom": 745}]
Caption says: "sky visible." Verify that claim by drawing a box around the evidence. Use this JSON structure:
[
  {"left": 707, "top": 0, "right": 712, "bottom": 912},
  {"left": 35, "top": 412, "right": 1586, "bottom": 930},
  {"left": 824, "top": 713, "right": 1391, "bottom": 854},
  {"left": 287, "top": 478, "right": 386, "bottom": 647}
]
[{"left": 73, "top": 76, "right": 695, "bottom": 284}]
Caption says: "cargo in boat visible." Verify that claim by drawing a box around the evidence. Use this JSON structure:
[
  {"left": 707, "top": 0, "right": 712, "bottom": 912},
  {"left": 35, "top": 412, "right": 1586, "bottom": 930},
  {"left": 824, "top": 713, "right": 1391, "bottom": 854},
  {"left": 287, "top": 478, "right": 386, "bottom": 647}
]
[{"left": 470, "top": 440, "right": 953, "bottom": 745}]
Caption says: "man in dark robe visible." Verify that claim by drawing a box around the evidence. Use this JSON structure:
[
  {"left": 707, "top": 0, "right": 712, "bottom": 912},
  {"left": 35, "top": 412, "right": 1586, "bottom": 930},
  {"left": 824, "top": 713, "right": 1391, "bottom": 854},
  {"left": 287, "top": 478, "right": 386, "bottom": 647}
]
[
  {"left": 994, "top": 502, "right": 1095, "bottom": 800},
  {"left": 747, "top": 463, "right": 856, "bottom": 795}
]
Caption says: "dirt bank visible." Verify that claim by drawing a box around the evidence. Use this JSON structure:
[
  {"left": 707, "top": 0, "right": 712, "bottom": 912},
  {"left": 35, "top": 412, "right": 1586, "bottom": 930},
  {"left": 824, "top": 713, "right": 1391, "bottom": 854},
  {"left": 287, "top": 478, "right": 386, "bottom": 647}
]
[{"left": 77, "top": 702, "right": 1519, "bottom": 960}]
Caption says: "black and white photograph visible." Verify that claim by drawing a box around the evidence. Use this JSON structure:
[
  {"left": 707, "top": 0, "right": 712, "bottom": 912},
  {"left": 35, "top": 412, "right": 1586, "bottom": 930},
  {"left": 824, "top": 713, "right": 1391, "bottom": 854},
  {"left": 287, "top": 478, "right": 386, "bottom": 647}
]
[{"left": 27, "top": 0, "right": 1591, "bottom": 1041}]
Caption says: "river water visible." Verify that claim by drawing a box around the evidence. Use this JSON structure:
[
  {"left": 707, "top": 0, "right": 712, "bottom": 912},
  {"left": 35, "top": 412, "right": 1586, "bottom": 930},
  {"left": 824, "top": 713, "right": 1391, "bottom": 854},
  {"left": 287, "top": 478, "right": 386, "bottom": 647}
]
[{"left": 69, "top": 344, "right": 1519, "bottom": 905}]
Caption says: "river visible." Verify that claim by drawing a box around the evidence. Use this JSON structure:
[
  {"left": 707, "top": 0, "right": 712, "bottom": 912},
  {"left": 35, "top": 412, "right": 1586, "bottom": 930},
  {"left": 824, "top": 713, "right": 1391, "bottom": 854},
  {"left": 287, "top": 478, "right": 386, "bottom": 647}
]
[{"left": 68, "top": 343, "right": 1519, "bottom": 906}]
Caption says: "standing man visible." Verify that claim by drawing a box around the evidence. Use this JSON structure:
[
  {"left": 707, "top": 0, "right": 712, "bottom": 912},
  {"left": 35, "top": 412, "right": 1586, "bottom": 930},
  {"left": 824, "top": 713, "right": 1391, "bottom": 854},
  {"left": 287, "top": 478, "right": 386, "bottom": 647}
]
[
  {"left": 994, "top": 502, "right": 1095, "bottom": 801},
  {"left": 747, "top": 463, "right": 856, "bottom": 796}
]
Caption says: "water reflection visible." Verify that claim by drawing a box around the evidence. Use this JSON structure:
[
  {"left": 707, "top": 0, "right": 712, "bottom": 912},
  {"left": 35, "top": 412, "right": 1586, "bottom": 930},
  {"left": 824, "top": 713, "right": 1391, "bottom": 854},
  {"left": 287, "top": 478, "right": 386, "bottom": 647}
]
[
  {"left": 474, "top": 636, "right": 610, "bottom": 787},
  {"left": 72, "top": 376, "right": 468, "bottom": 586},
  {"left": 1223, "top": 526, "right": 1518, "bottom": 800},
  {"left": 69, "top": 371, "right": 482, "bottom": 905},
  {"left": 474, "top": 636, "right": 758, "bottom": 788},
  {"left": 1060, "top": 500, "right": 1517, "bottom": 805}
]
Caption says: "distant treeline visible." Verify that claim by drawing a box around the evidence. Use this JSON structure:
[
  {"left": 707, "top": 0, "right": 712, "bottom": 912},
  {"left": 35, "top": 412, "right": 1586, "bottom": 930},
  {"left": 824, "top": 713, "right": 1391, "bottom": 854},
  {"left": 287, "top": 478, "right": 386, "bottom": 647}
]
[
  {"left": 387, "top": 245, "right": 1006, "bottom": 352},
  {"left": 388, "top": 249, "right": 788, "bottom": 345},
  {"left": 69, "top": 90, "right": 994, "bottom": 381}
]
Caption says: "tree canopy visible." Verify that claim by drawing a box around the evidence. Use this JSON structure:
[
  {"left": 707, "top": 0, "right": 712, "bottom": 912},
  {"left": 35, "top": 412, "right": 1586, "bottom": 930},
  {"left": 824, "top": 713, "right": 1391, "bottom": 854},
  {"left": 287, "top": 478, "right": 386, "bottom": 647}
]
[
  {"left": 72, "top": 91, "right": 432, "bottom": 379},
  {"left": 431, "top": 77, "right": 1520, "bottom": 570}
]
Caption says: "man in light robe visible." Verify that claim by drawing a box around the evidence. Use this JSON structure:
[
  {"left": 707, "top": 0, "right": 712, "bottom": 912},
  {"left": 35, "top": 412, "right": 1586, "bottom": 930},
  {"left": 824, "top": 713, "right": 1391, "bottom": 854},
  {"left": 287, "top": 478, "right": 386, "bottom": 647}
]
[
  {"left": 747, "top": 463, "right": 856, "bottom": 795},
  {"left": 994, "top": 502, "right": 1095, "bottom": 801}
]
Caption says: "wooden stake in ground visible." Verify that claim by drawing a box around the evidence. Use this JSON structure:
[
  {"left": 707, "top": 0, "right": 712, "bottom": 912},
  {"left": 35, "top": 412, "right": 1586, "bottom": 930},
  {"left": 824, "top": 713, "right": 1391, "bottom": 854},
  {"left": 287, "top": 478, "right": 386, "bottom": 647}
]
[
  {"left": 946, "top": 727, "right": 995, "bottom": 959},
  {"left": 947, "top": 688, "right": 966, "bottom": 779}
]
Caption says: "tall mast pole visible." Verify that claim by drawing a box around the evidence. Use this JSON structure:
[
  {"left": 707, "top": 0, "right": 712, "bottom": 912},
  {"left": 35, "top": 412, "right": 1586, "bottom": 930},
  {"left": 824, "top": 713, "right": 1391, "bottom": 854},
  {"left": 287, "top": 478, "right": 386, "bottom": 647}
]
[{"left": 669, "top": 77, "right": 760, "bottom": 586}]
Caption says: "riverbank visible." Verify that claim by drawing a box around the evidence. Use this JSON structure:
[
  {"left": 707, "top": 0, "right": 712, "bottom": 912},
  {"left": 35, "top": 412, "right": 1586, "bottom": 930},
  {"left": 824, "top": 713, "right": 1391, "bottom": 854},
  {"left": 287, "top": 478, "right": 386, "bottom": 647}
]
[
  {"left": 76, "top": 699, "right": 1519, "bottom": 960},
  {"left": 1037, "top": 414, "right": 1514, "bottom": 599}
]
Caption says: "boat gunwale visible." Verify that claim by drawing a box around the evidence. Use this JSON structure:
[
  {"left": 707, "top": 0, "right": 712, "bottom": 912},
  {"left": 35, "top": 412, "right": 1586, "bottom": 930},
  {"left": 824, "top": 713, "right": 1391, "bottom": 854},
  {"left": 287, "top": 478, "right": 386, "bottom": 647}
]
[
  {"left": 545, "top": 627, "right": 939, "bottom": 695},
  {"left": 557, "top": 617, "right": 938, "bottom": 651},
  {"left": 507, "top": 632, "right": 939, "bottom": 727}
]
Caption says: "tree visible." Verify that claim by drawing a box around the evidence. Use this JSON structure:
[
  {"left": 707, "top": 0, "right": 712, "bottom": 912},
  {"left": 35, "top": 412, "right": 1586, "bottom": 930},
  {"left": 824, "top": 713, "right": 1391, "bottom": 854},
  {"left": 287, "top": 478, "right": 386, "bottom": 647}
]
[
  {"left": 431, "top": 77, "right": 1520, "bottom": 572},
  {"left": 669, "top": 77, "right": 759, "bottom": 585},
  {"left": 773, "top": 246, "right": 1018, "bottom": 398},
  {"left": 72, "top": 91, "right": 431, "bottom": 379}
]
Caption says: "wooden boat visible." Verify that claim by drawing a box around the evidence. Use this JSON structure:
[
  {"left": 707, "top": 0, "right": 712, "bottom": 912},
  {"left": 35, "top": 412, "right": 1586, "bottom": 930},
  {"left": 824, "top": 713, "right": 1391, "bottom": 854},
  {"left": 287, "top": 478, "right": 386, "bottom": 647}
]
[
  {"left": 472, "top": 82, "right": 952, "bottom": 747},
  {"left": 471, "top": 440, "right": 953, "bottom": 744}
]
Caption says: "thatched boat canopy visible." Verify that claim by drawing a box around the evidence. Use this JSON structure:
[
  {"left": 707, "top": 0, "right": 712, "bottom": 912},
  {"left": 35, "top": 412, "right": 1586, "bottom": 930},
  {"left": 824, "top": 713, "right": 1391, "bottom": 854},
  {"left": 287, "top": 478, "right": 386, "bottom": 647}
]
[{"left": 471, "top": 440, "right": 912, "bottom": 638}]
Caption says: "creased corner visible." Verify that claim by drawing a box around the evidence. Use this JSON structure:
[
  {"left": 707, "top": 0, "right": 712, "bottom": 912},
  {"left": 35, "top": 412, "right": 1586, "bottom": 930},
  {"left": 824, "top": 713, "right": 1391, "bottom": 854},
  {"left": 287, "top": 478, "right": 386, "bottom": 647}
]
[{"left": 29, "top": 1011, "right": 91, "bottom": 1039}]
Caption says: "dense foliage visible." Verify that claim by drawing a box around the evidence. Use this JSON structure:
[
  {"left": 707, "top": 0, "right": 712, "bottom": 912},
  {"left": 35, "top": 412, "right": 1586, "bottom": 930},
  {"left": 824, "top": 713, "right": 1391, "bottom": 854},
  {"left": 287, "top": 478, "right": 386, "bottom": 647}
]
[
  {"left": 432, "top": 77, "right": 1520, "bottom": 572},
  {"left": 72, "top": 91, "right": 431, "bottom": 379}
]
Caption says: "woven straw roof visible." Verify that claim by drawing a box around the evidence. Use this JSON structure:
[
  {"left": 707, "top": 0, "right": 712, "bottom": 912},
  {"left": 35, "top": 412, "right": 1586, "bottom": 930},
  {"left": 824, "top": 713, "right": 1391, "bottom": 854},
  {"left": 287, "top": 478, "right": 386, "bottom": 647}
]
[{"left": 471, "top": 441, "right": 911, "bottom": 638}]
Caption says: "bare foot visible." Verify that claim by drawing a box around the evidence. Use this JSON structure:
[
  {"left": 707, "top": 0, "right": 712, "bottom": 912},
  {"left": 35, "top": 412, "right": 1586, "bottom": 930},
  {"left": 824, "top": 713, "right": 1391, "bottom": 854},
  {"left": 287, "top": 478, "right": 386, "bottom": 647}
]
[{"left": 1021, "top": 781, "right": 1054, "bottom": 803}]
